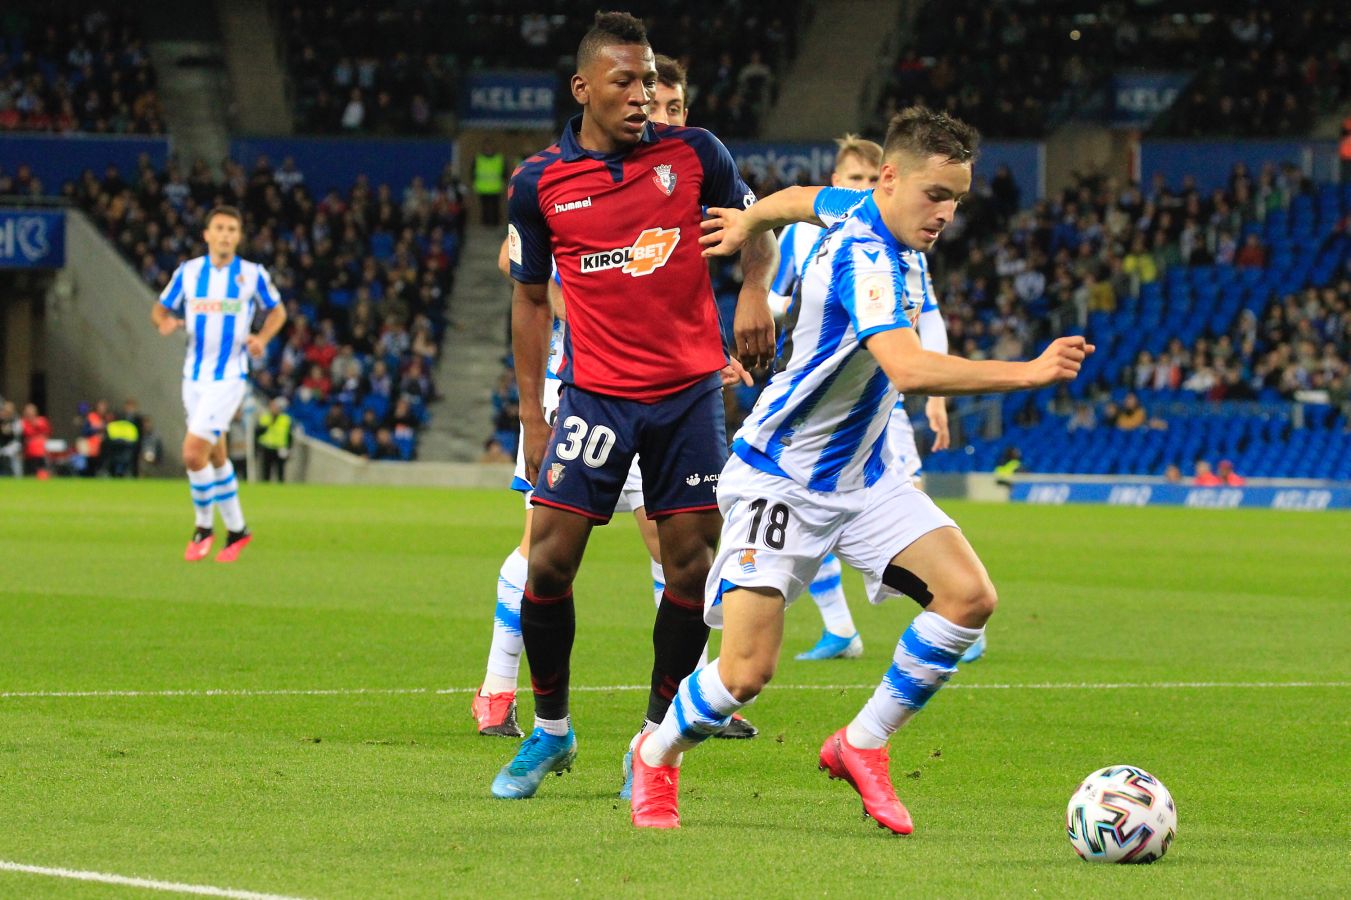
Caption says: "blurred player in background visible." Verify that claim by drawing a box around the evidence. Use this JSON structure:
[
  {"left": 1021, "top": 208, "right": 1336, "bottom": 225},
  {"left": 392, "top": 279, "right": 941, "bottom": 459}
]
[
  {"left": 490, "top": 14, "right": 776, "bottom": 801},
  {"left": 630, "top": 107, "right": 1092, "bottom": 831},
  {"left": 151, "top": 206, "right": 286, "bottom": 563}
]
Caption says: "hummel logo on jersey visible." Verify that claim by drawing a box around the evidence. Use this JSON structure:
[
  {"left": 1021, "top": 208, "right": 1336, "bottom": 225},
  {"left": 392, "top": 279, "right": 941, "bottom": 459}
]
[
  {"left": 189, "top": 299, "right": 244, "bottom": 314},
  {"left": 579, "top": 227, "right": 681, "bottom": 277},
  {"left": 547, "top": 462, "right": 565, "bottom": 488},
  {"left": 652, "top": 164, "right": 677, "bottom": 196},
  {"left": 553, "top": 196, "right": 593, "bottom": 214}
]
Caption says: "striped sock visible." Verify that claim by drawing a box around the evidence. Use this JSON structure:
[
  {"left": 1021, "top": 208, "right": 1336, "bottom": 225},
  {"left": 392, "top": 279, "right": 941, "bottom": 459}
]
[
  {"left": 650, "top": 559, "right": 665, "bottom": 609},
  {"left": 187, "top": 465, "right": 215, "bottom": 529},
  {"left": 809, "top": 554, "right": 855, "bottom": 638},
  {"left": 847, "top": 611, "right": 982, "bottom": 749},
  {"left": 213, "top": 461, "right": 245, "bottom": 532},
  {"left": 483, "top": 549, "right": 527, "bottom": 694},
  {"left": 641, "top": 658, "right": 743, "bottom": 766}
]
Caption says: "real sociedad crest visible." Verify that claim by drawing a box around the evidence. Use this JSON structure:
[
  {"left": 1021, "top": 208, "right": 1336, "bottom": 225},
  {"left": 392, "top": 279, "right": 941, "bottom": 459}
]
[{"left": 652, "top": 164, "right": 676, "bottom": 196}]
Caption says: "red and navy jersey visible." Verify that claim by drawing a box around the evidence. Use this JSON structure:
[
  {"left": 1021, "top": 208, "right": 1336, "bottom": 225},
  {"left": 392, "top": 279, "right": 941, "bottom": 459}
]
[{"left": 508, "top": 115, "right": 755, "bottom": 402}]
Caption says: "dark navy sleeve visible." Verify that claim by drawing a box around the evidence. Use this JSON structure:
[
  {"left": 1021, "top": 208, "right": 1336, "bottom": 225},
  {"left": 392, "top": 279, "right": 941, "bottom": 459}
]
[
  {"left": 685, "top": 128, "right": 756, "bottom": 210},
  {"left": 507, "top": 165, "right": 552, "bottom": 284}
]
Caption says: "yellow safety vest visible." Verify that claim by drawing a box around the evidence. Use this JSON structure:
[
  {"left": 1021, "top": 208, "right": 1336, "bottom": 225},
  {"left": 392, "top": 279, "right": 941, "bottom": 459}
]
[
  {"left": 474, "top": 152, "right": 505, "bottom": 195},
  {"left": 105, "top": 419, "right": 139, "bottom": 442},
  {"left": 994, "top": 459, "right": 1022, "bottom": 479},
  {"left": 258, "top": 412, "right": 292, "bottom": 450}
]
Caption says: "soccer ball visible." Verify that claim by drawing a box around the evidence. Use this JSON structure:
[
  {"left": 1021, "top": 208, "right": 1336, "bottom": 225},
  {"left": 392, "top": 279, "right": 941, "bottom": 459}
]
[{"left": 1066, "top": 765, "right": 1177, "bottom": 863}]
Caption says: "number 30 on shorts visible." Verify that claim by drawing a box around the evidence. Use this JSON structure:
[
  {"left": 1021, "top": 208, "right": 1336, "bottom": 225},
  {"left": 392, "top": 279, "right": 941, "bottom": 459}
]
[
  {"left": 746, "top": 498, "right": 790, "bottom": 550},
  {"left": 554, "top": 415, "right": 616, "bottom": 468}
]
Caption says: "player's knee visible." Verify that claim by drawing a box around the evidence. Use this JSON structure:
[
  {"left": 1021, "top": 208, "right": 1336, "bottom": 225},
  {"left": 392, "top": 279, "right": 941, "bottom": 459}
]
[
  {"left": 181, "top": 440, "right": 208, "bottom": 470},
  {"left": 955, "top": 573, "right": 998, "bottom": 626},
  {"left": 720, "top": 653, "right": 777, "bottom": 703},
  {"left": 526, "top": 552, "right": 577, "bottom": 598}
]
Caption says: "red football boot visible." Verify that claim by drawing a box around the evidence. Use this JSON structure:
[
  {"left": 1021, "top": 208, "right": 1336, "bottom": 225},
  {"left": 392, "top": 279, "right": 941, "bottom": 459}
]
[
  {"left": 630, "top": 733, "right": 681, "bottom": 829},
  {"left": 215, "top": 528, "right": 252, "bottom": 563},
  {"left": 471, "top": 688, "right": 524, "bottom": 737},
  {"left": 184, "top": 528, "right": 214, "bottom": 562},
  {"left": 818, "top": 727, "right": 914, "bottom": 834}
]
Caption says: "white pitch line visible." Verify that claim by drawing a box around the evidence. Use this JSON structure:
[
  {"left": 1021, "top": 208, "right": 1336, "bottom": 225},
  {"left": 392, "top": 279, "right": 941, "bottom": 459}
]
[
  {"left": 0, "top": 860, "right": 307, "bottom": 900},
  {"left": 1, "top": 681, "right": 1347, "bottom": 700}
]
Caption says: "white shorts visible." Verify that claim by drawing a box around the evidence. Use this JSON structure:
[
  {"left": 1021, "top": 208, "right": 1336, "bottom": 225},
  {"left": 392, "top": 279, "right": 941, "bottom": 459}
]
[
  {"left": 613, "top": 457, "right": 645, "bottom": 514},
  {"left": 182, "top": 379, "right": 247, "bottom": 441},
  {"left": 704, "top": 454, "right": 957, "bottom": 628},
  {"left": 887, "top": 402, "right": 922, "bottom": 483},
  {"left": 513, "top": 379, "right": 563, "bottom": 506},
  {"left": 513, "top": 380, "right": 646, "bottom": 513}
]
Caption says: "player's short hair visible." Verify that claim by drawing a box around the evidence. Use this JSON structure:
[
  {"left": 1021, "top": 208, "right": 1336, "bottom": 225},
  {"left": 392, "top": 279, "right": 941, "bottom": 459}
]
[
  {"left": 205, "top": 205, "right": 243, "bottom": 227},
  {"left": 882, "top": 106, "right": 980, "bottom": 168},
  {"left": 655, "top": 54, "right": 687, "bottom": 97},
  {"left": 833, "top": 134, "right": 883, "bottom": 172},
  {"left": 577, "top": 11, "right": 650, "bottom": 71}
]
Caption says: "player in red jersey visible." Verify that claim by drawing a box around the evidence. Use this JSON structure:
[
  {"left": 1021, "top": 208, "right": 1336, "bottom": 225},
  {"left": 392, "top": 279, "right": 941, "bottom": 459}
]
[{"left": 491, "top": 12, "right": 778, "bottom": 800}]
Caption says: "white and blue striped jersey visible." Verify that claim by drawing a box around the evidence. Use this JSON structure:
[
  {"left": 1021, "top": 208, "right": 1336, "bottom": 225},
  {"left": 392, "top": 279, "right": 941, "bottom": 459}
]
[
  {"left": 159, "top": 255, "right": 280, "bottom": 382},
  {"left": 767, "top": 220, "right": 826, "bottom": 315},
  {"left": 546, "top": 262, "right": 566, "bottom": 380},
  {"left": 731, "top": 188, "right": 934, "bottom": 493}
]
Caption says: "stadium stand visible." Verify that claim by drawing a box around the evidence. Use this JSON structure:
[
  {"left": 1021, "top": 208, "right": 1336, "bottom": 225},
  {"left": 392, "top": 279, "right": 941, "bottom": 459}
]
[
  {"left": 920, "top": 168, "right": 1351, "bottom": 480},
  {"left": 279, "top": 0, "right": 802, "bottom": 137},
  {"left": 0, "top": 6, "right": 163, "bottom": 134},
  {"left": 47, "top": 153, "right": 468, "bottom": 460},
  {"left": 873, "top": 0, "right": 1350, "bottom": 139}
]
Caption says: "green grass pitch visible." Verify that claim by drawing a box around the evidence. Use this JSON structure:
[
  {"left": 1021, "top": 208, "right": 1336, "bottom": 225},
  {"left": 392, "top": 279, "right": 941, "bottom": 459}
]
[{"left": 1, "top": 479, "right": 1348, "bottom": 897}]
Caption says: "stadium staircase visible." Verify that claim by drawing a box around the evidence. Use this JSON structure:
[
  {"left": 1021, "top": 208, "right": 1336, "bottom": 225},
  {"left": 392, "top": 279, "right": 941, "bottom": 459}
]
[
  {"left": 139, "top": 0, "right": 232, "bottom": 168},
  {"left": 418, "top": 225, "right": 509, "bottom": 461},
  {"left": 761, "top": 0, "right": 904, "bottom": 140},
  {"left": 217, "top": 0, "right": 293, "bottom": 135}
]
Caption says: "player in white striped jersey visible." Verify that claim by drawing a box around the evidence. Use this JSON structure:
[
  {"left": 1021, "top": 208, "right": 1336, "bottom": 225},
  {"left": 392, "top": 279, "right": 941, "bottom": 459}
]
[
  {"left": 769, "top": 137, "right": 969, "bottom": 662},
  {"left": 151, "top": 206, "right": 286, "bottom": 563},
  {"left": 473, "top": 55, "right": 759, "bottom": 750},
  {"left": 631, "top": 107, "right": 1092, "bottom": 832}
]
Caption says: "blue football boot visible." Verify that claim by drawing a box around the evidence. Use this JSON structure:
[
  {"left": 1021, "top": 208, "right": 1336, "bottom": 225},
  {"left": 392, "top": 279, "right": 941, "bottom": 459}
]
[{"left": 491, "top": 727, "right": 577, "bottom": 799}]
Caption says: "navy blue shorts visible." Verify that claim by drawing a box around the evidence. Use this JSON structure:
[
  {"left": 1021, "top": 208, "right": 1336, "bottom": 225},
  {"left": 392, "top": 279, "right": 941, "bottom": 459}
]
[{"left": 531, "top": 373, "right": 728, "bottom": 522}]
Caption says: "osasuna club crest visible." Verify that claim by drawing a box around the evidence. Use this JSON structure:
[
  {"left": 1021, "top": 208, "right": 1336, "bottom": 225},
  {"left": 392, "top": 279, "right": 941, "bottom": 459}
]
[
  {"left": 652, "top": 164, "right": 676, "bottom": 196},
  {"left": 547, "top": 462, "right": 565, "bottom": 488}
]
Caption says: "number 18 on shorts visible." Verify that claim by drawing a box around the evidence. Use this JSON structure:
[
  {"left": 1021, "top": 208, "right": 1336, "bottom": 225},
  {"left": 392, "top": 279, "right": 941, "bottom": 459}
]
[{"left": 705, "top": 455, "right": 957, "bottom": 627}]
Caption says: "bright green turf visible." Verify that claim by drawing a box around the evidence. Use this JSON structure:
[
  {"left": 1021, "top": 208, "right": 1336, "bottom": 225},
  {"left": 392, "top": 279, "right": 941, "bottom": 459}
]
[{"left": 1, "top": 479, "right": 1348, "bottom": 898}]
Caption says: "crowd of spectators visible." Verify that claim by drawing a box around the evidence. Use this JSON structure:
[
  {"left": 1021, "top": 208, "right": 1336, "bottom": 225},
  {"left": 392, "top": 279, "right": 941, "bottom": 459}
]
[
  {"left": 281, "top": 2, "right": 801, "bottom": 138},
  {"left": 0, "top": 395, "right": 160, "bottom": 478},
  {"left": 0, "top": 7, "right": 162, "bottom": 134},
  {"left": 48, "top": 152, "right": 470, "bottom": 460},
  {"left": 1155, "top": 5, "right": 1351, "bottom": 137},
  {"left": 873, "top": 1, "right": 1350, "bottom": 139}
]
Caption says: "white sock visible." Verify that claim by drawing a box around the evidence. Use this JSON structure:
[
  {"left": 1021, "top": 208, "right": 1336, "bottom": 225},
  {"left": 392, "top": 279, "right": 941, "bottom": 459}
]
[
  {"left": 810, "top": 554, "right": 856, "bottom": 637},
  {"left": 650, "top": 559, "right": 665, "bottom": 608},
  {"left": 534, "top": 715, "right": 570, "bottom": 737},
  {"left": 641, "top": 658, "right": 744, "bottom": 767},
  {"left": 848, "top": 610, "right": 982, "bottom": 749},
  {"left": 213, "top": 461, "right": 245, "bottom": 532},
  {"left": 188, "top": 465, "right": 215, "bottom": 529},
  {"left": 483, "top": 549, "right": 527, "bottom": 694},
  {"left": 628, "top": 718, "right": 660, "bottom": 752}
]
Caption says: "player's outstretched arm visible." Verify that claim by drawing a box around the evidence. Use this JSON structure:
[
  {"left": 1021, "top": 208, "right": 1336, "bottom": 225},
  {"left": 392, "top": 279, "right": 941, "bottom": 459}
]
[
  {"left": 512, "top": 279, "right": 552, "bottom": 484},
  {"left": 247, "top": 305, "right": 288, "bottom": 359},
  {"left": 497, "top": 237, "right": 511, "bottom": 280},
  {"left": 867, "top": 327, "right": 1093, "bottom": 396},
  {"left": 151, "top": 301, "right": 181, "bottom": 335},
  {"left": 700, "top": 186, "right": 828, "bottom": 257}
]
